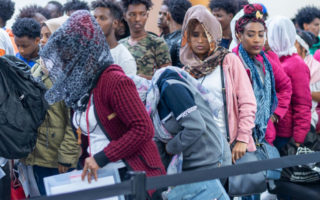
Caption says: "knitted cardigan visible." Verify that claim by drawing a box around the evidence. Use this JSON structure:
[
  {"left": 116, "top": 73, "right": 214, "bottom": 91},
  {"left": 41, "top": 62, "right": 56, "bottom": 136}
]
[{"left": 92, "top": 65, "right": 166, "bottom": 177}]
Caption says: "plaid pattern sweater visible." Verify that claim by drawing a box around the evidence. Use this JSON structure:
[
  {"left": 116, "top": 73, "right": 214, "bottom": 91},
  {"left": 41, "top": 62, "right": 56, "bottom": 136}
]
[{"left": 93, "top": 65, "right": 165, "bottom": 177}]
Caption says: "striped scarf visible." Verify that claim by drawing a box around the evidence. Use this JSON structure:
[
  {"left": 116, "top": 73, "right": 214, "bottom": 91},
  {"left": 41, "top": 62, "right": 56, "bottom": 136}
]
[{"left": 239, "top": 44, "right": 278, "bottom": 142}]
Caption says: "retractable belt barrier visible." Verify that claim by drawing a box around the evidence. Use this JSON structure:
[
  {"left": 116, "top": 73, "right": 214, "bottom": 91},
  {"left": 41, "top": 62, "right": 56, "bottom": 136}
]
[{"left": 33, "top": 152, "right": 320, "bottom": 200}]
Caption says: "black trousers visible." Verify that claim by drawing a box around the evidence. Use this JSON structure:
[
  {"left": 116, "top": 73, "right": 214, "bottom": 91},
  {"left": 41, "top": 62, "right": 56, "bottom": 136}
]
[{"left": 0, "top": 162, "right": 11, "bottom": 200}]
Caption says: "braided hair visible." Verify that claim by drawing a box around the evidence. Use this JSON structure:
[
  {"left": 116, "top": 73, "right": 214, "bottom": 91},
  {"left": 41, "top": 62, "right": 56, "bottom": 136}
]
[{"left": 235, "top": 4, "right": 266, "bottom": 34}]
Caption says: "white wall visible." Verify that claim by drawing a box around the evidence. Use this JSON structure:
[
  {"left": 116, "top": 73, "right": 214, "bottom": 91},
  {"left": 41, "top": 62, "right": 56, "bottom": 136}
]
[
  {"left": 251, "top": 0, "right": 320, "bottom": 19},
  {"left": 6, "top": 0, "right": 320, "bottom": 29}
]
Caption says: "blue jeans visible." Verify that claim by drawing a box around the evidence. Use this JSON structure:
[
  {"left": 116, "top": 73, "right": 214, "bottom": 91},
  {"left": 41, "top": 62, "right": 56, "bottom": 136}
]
[
  {"left": 33, "top": 165, "right": 74, "bottom": 196},
  {"left": 167, "top": 179, "right": 230, "bottom": 200}
]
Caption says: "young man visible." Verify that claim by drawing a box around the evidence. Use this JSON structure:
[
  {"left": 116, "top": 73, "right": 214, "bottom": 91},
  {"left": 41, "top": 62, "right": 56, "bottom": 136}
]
[
  {"left": 120, "top": 0, "right": 171, "bottom": 79},
  {"left": 63, "top": 0, "right": 89, "bottom": 16},
  {"left": 210, "top": 0, "right": 237, "bottom": 49},
  {"left": 163, "top": 0, "right": 191, "bottom": 68},
  {"left": 12, "top": 18, "right": 41, "bottom": 68},
  {"left": 92, "top": 0, "right": 137, "bottom": 76},
  {"left": 157, "top": 3, "right": 169, "bottom": 37},
  {"left": 17, "top": 5, "right": 51, "bottom": 24},
  {"left": 45, "top": 1, "right": 63, "bottom": 18},
  {"left": 295, "top": 6, "right": 320, "bottom": 55}
]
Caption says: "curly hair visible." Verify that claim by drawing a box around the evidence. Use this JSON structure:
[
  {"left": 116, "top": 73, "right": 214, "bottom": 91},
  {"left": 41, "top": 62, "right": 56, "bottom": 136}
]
[
  {"left": 295, "top": 6, "right": 320, "bottom": 30},
  {"left": 235, "top": 4, "right": 266, "bottom": 34},
  {"left": 163, "top": 0, "right": 192, "bottom": 25},
  {"left": 209, "top": 0, "right": 237, "bottom": 16},
  {"left": 122, "top": 0, "right": 153, "bottom": 12},
  {"left": 0, "top": 0, "right": 15, "bottom": 25},
  {"left": 12, "top": 18, "right": 41, "bottom": 39},
  {"left": 235, "top": 0, "right": 249, "bottom": 13},
  {"left": 17, "top": 5, "right": 51, "bottom": 20},
  {"left": 63, "top": 0, "right": 89, "bottom": 13},
  {"left": 47, "top": 1, "right": 63, "bottom": 13},
  {"left": 91, "top": 0, "right": 123, "bottom": 20},
  {"left": 297, "top": 29, "right": 317, "bottom": 49}
]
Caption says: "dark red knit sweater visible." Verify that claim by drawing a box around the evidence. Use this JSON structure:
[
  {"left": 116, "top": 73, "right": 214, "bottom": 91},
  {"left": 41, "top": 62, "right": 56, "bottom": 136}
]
[{"left": 92, "top": 65, "right": 165, "bottom": 178}]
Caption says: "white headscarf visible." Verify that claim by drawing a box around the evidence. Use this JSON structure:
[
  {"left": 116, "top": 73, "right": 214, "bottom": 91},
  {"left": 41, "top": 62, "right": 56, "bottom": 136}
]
[
  {"left": 267, "top": 16, "right": 297, "bottom": 57},
  {"left": 229, "top": 9, "right": 244, "bottom": 51}
]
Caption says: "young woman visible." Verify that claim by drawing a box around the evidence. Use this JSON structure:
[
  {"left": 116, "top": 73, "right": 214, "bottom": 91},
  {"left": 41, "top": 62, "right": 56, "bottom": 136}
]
[
  {"left": 295, "top": 30, "right": 320, "bottom": 130},
  {"left": 268, "top": 16, "right": 312, "bottom": 149},
  {"left": 233, "top": 4, "right": 292, "bottom": 145},
  {"left": 147, "top": 66, "right": 230, "bottom": 200},
  {"left": 40, "top": 10, "right": 165, "bottom": 197},
  {"left": 180, "top": 5, "right": 257, "bottom": 164}
]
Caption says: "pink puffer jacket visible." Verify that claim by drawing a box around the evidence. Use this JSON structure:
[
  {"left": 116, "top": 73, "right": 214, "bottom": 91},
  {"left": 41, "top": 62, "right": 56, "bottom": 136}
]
[{"left": 276, "top": 54, "right": 312, "bottom": 143}]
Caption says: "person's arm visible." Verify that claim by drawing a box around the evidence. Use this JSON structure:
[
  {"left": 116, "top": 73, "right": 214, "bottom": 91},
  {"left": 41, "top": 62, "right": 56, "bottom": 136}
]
[
  {"left": 311, "top": 92, "right": 320, "bottom": 102},
  {"left": 290, "top": 62, "right": 312, "bottom": 144},
  {"left": 227, "top": 54, "right": 257, "bottom": 143},
  {"left": 226, "top": 54, "right": 257, "bottom": 162},
  {"left": 158, "top": 83, "right": 206, "bottom": 155},
  {"left": 268, "top": 53, "right": 292, "bottom": 119},
  {"left": 57, "top": 103, "right": 80, "bottom": 173},
  {"left": 93, "top": 76, "right": 154, "bottom": 167}
]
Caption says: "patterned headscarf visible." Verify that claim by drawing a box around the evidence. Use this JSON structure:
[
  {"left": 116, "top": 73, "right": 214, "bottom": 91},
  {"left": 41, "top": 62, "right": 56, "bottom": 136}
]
[
  {"left": 40, "top": 10, "right": 114, "bottom": 111},
  {"left": 235, "top": 4, "right": 266, "bottom": 34},
  {"left": 180, "top": 5, "right": 229, "bottom": 79}
]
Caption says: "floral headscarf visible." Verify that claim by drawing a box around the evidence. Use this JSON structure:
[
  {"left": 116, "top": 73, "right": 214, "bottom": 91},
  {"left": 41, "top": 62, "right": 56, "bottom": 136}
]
[
  {"left": 180, "top": 5, "right": 229, "bottom": 79},
  {"left": 40, "top": 10, "right": 114, "bottom": 111}
]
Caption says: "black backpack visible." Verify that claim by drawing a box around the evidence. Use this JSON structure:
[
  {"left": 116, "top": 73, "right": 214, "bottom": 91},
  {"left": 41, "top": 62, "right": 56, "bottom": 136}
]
[{"left": 0, "top": 55, "right": 48, "bottom": 159}]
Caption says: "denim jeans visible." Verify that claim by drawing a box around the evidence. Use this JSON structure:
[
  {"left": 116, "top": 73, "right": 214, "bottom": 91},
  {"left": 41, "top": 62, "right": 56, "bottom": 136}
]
[{"left": 167, "top": 179, "right": 230, "bottom": 200}]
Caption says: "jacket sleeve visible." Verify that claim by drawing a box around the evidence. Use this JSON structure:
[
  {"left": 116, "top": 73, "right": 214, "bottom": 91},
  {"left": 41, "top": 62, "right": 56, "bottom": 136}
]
[
  {"left": 226, "top": 54, "right": 257, "bottom": 144},
  {"left": 267, "top": 52, "right": 292, "bottom": 119},
  {"left": 95, "top": 77, "right": 154, "bottom": 164},
  {"left": 160, "top": 83, "right": 206, "bottom": 155},
  {"left": 57, "top": 103, "right": 80, "bottom": 166},
  {"left": 288, "top": 61, "right": 312, "bottom": 143}
]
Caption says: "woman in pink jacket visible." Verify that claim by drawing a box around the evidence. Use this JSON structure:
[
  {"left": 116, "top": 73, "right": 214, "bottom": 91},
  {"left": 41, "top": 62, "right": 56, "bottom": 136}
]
[
  {"left": 232, "top": 4, "right": 292, "bottom": 146},
  {"left": 180, "top": 5, "right": 257, "bottom": 163},
  {"left": 268, "top": 16, "right": 312, "bottom": 149},
  {"left": 295, "top": 29, "right": 320, "bottom": 130}
]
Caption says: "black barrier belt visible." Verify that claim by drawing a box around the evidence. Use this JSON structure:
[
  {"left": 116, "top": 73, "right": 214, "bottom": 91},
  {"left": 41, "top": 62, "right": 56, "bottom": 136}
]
[
  {"left": 33, "top": 152, "right": 320, "bottom": 200},
  {"left": 147, "top": 152, "right": 320, "bottom": 190}
]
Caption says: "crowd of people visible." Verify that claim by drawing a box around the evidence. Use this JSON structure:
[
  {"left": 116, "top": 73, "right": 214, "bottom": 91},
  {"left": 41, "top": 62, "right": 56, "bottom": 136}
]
[{"left": 0, "top": 0, "right": 320, "bottom": 199}]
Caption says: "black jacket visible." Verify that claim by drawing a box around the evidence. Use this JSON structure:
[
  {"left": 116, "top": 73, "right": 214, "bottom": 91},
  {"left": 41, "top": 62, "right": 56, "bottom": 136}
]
[{"left": 164, "top": 30, "right": 183, "bottom": 68}]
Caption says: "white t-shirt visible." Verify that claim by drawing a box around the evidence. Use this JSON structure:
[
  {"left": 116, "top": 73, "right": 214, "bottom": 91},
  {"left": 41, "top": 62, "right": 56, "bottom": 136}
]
[
  {"left": 198, "top": 66, "right": 227, "bottom": 138},
  {"left": 0, "top": 29, "right": 14, "bottom": 56},
  {"left": 110, "top": 43, "right": 137, "bottom": 76}
]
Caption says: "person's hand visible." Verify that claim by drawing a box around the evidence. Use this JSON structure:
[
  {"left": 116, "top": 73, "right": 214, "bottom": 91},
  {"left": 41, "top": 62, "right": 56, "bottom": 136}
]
[
  {"left": 270, "top": 114, "right": 279, "bottom": 123},
  {"left": 58, "top": 164, "right": 69, "bottom": 174},
  {"left": 232, "top": 141, "right": 247, "bottom": 164},
  {"left": 81, "top": 157, "right": 100, "bottom": 183}
]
